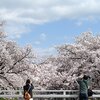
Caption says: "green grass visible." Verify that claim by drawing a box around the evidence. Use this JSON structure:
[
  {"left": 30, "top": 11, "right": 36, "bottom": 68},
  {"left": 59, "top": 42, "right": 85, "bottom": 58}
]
[{"left": 0, "top": 98, "right": 18, "bottom": 100}]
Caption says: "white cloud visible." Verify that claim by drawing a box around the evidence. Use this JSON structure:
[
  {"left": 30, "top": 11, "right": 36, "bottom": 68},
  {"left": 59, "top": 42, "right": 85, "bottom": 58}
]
[
  {"left": 76, "top": 21, "right": 83, "bottom": 26},
  {"left": 1, "top": 0, "right": 100, "bottom": 24},
  {"left": 34, "top": 41, "right": 41, "bottom": 45},
  {"left": 1, "top": 0, "right": 100, "bottom": 37},
  {"left": 34, "top": 47, "right": 56, "bottom": 56},
  {"left": 34, "top": 33, "right": 47, "bottom": 45},
  {"left": 5, "top": 22, "right": 30, "bottom": 39},
  {"left": 40, "top": 33, "right": 47, "bottom": 40}
]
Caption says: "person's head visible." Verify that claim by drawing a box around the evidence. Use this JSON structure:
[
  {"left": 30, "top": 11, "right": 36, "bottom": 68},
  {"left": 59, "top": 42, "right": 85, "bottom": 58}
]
[
  {"left": 83, "top": 75, "right": 89, "bottom": 80},
  {"left": 26, "top": 79, "right": 30, "bottom": 84}
]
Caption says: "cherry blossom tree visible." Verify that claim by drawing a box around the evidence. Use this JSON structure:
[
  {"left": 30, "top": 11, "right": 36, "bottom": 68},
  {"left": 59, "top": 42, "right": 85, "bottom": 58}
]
[
  {"left": 0, "top": 22, "right": 36, "bottom": 89},
  {"left": 55, "top": 32, "right": 100, "bottom": 89},
  {"left": 35, "top": 32, "right": 100, "bottom": 90},
  {"left": 34, "top": 55, "right": 67, "bottom": 90},
  {"left": 1, "top": 21, "right": 100, "bottom": 90}
]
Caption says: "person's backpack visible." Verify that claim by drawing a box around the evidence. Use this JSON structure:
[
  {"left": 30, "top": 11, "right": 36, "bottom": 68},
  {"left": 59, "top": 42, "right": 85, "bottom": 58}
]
[
  {"left": 88, "top": 89, "right": 94, "bottom": 97},
  {"left": 24, "top": 86, "right": 31, "bottom": 100},
  {"left": 24, "top": 91, "right": 31, "bottom": 100}
]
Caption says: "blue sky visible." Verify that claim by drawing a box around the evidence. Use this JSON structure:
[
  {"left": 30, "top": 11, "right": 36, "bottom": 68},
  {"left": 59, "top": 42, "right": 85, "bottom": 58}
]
[{"left": 0, "top": 0, "right": 100, "bottom": 55}]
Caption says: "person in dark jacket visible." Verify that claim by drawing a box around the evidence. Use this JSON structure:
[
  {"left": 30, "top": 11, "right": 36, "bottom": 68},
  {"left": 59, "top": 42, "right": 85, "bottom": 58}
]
[
  {"left": 23, "top": 79, "right": 34, "bottom": 100},
  {"left": 76, "top": 75, "right": 91, "bottom": 100}
]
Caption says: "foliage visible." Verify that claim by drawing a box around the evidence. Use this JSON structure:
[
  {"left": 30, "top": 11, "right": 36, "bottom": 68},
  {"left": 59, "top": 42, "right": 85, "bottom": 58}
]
[
  {"left": 35, "top": 32, "right": 100, "bottom": 90},
  {"left": 0, "top": 22, "right": 36, "bottom": 89},
  {"left": 0, "top": 98, "right": 17, "bottom": 100},
  {"left": 1, "top": 21, "right": 100, "bottom": 90}
]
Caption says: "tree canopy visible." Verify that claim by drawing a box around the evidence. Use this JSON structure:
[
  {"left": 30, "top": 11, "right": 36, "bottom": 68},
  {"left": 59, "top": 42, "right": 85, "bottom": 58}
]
[
  {"left": 0, "top": 22, "right": 100, "bottom": 90},
  {"left": 0, "top": 22, "right": 36, "bottom": 89},
  {"left": 35, "top": 32, "right": 100, "bottom": 90}
]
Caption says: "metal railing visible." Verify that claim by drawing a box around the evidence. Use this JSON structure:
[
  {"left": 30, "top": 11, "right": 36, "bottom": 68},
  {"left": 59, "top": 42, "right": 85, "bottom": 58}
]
[{"left": 0, "top": 90, "right": 100, "bottom": 99}]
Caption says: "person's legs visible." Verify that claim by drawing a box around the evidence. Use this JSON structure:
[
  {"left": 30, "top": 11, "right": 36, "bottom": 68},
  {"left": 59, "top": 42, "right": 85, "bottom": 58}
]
[
  {"left": 79, "top": 93, "right": 88, "bottom": 100},
  {"left": 83, "top": 93, "right": 88, "bottom": 100},
  {"left": 79, "top": 93, "right": 84, "bottom": 100}
]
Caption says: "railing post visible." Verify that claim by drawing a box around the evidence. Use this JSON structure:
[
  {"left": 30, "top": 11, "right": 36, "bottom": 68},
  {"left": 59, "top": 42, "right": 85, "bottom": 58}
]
[
  {"left": 63, "top": 90, "right": 66, "bottom": 100},
  {"left": 19, "top": 90, "right": 22, "bottom": 95},
  {"left": 11, "top": 90, "right": 13, "bottom": 99},
  {"left": 19, "top": 90, "right": 22, "bottom": 100}
]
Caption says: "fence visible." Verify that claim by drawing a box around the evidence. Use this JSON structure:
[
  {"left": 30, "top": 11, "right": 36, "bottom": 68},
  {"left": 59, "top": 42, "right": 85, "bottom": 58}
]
[{"left": 0, "top": 90, "right": 100, "bottom": 99}]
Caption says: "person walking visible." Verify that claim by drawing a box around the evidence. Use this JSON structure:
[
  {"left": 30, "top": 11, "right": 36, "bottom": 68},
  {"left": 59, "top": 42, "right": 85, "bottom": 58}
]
[
  {"left": 23, "top": 79, "right": 34, "bottom": 100},
  {"left": 76, "top": 75, "right": 91, "bottom": 100}
]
